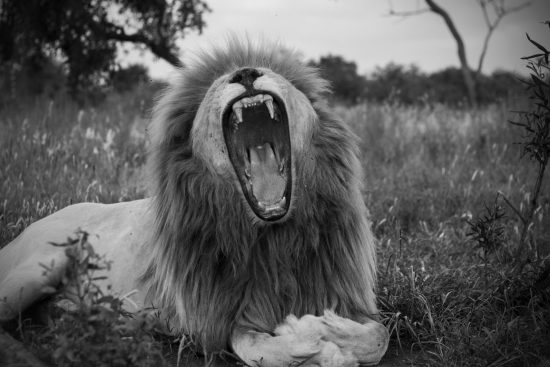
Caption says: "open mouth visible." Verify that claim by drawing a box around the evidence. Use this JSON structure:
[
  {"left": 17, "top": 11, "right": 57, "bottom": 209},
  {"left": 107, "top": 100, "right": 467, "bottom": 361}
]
[{"left": 222, "top": 92, "right": 292, "bottom": 221}]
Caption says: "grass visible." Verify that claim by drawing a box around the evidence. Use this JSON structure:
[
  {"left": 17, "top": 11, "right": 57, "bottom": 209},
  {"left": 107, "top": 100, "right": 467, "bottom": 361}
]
[
  {"left": 340, "top": 101, "right": 550, "bottom": 366},
  {"left": 0, "top": 88, "right": 152, "bottom": 246},
  {"left": 1, "top": 85, "right": 549, "bottom": 366}
]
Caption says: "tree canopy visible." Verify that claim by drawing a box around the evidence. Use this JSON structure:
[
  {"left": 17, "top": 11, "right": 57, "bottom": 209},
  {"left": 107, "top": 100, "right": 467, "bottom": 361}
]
[
  {"left": 0, "top": 0, "right": 210, "bottom": 94},
  {"left": 309, "top": 55, "right": 366, "bottom": 105}
]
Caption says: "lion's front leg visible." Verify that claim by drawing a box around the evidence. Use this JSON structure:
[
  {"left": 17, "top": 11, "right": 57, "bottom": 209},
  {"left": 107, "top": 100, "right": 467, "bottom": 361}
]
[
  {"left": 231, "top": 320, "right": 357, "bottom": 367},
  {"left": 232, "top": 311, "right": 389, "bottom": 367}
]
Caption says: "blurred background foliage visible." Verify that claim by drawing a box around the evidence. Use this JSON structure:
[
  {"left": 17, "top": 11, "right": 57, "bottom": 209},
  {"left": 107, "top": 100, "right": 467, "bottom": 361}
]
[
  {"left": 0, "top": 51, "right": 525, "bottom": 108},
  {"left": 309, "top": 55, "right": 525, "bottom": 106},
  {"left": 0, "top": 0, "right": 209, "bottom": 103}
]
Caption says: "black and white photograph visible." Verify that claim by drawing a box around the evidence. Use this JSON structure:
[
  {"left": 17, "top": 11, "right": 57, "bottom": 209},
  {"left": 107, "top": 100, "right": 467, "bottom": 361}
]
[{"left": 0, "top": 0, "right": 549, "bottom": 366}]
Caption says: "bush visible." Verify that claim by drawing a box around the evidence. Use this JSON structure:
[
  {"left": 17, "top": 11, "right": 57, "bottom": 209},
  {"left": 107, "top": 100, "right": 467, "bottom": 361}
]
[{"left": 24, "top": 231, "right": 168, "bottom": 367}]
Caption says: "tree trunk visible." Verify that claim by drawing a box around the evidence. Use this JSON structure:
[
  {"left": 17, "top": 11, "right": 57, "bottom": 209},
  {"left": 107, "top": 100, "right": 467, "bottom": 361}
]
[{"left": 425, "top": 0, "right": 477, "bottom": 107}]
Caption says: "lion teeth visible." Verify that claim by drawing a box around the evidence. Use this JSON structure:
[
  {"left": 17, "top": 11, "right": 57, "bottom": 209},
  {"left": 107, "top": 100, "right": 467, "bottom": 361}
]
[
  {"left": 265, "top": 99, "right": 274, "bottom": 119},
  {"left": 231, "top": 94, "right": 275, "bottom": 121},
  {"left": 234, "top": 107, "right": 243, "bottom": 123},
  {"left": 231, "top": 113, "right": 240, "bottom": 131},
  {"left": 258, "top": 196, "right": 286, "bottom": 212}
]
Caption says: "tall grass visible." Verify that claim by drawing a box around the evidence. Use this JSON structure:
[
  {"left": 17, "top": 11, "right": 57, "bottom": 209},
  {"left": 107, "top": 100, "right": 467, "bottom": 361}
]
[
  {"left": 340, "top": 101, "right": 550, "bottom": 366},
  {"left": 0, "top": 88, "right": 153, "bottom": 246},
  {"left": 1, "top": 89, "right": 549, "bottom": 365}
]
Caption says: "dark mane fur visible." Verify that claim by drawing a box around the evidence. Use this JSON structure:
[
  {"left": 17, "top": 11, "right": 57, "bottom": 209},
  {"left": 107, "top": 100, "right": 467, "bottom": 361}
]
[{"left": 141, "top": 38, "right": 377, "bottom": 352}]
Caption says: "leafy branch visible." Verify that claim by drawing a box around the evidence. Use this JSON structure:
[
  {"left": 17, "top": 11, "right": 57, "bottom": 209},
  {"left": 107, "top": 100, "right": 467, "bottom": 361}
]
[
  {"left": 36, "top": 230, "right": 167, "bottom": 367},
  {"left": 505, "top": 24, "right": 550, "bottom": 267}
]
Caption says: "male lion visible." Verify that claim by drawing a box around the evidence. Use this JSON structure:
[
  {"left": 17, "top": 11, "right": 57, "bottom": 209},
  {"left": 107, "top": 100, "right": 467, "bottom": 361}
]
[{"left": 0, "top": 39, "right": 389, "bottom": 366}]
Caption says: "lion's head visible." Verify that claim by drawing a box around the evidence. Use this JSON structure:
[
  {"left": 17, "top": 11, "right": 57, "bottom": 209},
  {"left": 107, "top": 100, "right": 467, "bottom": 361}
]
[
  {"left": 142, "top": 38, "right": 377, "bottom": 352},
  {"left": 149, "top": 38, "right": 330, "bottom": 223}
]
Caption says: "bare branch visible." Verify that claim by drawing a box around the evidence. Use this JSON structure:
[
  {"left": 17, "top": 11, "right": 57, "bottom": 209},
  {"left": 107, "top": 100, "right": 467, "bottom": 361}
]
[
  {"left": 476, "top": 0, "right": 531, "bottom": 73},
  {"left": 479, "top": 0, "right": 492, "bottom": 28},
  {"left": 505, "top": 1, "right": 531, "bottom": 14},
  {"left": 387, "top": 0, "right": 430, "bottom": 16},
  {"left": 388, "top": 8, "right": 430, "bottom": 17},
  {"left": 91, "top": 22, "right": 182, "bottom": 68}
]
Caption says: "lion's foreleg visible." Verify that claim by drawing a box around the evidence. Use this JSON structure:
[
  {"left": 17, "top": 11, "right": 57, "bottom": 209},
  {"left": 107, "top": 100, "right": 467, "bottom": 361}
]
[
  {"left": 231, "top": 311, "right": 388, "bottom": 367},
  {"left": 0, "top": 254, "right": 68, "bottom": 322},
  {"left": 231, "top": 325, "right": 356, "bottom": 367}
]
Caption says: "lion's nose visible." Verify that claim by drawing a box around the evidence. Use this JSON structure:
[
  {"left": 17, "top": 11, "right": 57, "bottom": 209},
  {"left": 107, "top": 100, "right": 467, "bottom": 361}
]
[{"left": 229, "top": 68, "right": 263, "bottom": 89}]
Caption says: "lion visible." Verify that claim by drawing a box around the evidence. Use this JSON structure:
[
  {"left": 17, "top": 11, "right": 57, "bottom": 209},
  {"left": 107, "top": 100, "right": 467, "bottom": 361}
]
[{"left": 0, "top": 38, "right": 389, "bottom": 366}]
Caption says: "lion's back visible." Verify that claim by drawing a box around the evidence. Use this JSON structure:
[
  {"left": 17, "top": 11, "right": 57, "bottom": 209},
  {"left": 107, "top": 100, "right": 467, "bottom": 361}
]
[{"left": 0, "top": 199, "right": 154, "bottom": 321}]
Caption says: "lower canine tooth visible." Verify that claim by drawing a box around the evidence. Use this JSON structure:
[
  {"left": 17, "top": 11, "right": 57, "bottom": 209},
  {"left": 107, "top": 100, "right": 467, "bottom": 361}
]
[
  {"left": 265, "top": 99, "right": 274, "bottom": 119},
  {"left": 234, "top": 107, "right": 243, "bottom": 123}
]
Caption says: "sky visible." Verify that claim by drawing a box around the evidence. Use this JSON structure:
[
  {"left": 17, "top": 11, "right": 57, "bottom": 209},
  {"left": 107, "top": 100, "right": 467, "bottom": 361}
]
[{"left": 125, "top": 0, "right": 550, "bottom": 79}]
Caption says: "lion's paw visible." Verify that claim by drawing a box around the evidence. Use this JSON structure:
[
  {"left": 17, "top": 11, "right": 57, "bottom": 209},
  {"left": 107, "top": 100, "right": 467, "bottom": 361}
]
[
  {"left": 273, "top": 314, "right": 358, "bottom": 367},
  {"left": 321, "top": 310, "right": 364, "bottom": 339},
  {"left": 275, "top": 314, "right": 326, "bottom": 336},
  {"left": 320, "top": 310, "right": 389, "bottom": 365}
]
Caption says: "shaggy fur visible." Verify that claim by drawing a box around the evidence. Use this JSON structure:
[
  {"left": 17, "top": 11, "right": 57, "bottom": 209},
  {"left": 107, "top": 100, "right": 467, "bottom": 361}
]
[{"left": 141, "top": 38, "right": 378, "bottom": 352}]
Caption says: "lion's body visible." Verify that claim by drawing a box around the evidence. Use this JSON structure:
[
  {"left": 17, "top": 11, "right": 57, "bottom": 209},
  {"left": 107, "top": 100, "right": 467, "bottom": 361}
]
[
  {"left": 0, "top": 200, "right": 153, "bottom": 316},
  {"left": 0, "top": 38, "right": 389, "bottom": 366}
]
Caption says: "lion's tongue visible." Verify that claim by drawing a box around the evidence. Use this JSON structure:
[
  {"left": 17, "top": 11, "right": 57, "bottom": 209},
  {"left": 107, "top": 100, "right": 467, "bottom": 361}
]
[{"left": 249, "top": 143, "right": 285, "bottom": 204}]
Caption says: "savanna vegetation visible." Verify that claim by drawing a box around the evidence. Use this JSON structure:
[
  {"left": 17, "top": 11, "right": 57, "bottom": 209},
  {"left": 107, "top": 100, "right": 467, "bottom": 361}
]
[
  {"left": 1, "top": 15, "right": 549, "bottom": 367},
  {"left": 310, "top": 55, "right": 524, "bottom": 107}
]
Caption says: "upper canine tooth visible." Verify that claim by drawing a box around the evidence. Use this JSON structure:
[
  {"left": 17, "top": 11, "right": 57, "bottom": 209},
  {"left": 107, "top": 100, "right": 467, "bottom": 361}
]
[{"left": 265, "top": 99, "right": 274, "bottom": 119}]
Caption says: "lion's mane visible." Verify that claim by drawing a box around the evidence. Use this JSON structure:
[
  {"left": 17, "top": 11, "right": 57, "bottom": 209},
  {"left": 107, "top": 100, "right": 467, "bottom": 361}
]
[{"left": 141, "top": 38, "right": 377, "bottom": 352}]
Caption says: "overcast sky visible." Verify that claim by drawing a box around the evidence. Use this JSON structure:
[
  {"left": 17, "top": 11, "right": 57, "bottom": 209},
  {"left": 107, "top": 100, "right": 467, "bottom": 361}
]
[{"left": 125, "top": 0, "right": 549, "bottom": 79}]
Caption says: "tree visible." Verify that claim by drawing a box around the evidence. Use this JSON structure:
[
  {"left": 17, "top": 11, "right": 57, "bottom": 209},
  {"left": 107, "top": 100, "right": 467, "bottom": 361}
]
[
  {"left": 0, "top": 0, "right": 210, "bottom": 94},
  {"left": 389, "top": 0, "right": 530, "bottom": 107},
  {"left": 364, "top": 63, "right": 430, "bottom": 104},
  {"left": 428, "top": 67, "right": 473, "bottom": 105},
  {"left": 110, "top": 64, "right": 150, "bottom": 93},
  {"left": 309, "top": 55, "right": 367, "bottom": 104}
]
